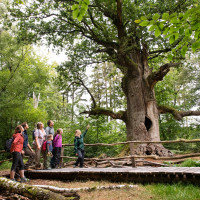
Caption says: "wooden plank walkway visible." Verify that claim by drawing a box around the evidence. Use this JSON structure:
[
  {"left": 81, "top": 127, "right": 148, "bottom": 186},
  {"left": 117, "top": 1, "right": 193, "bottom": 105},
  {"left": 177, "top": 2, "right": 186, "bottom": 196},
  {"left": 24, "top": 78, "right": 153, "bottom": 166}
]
[{"left": 25, "top": 167, "right": 200, "bottom": 184}]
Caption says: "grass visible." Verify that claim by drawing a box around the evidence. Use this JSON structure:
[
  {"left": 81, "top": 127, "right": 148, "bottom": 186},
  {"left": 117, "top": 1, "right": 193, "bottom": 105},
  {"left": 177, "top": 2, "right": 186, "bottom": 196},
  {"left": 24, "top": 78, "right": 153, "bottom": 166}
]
[
  {"left": 177, "top": 159, "right": 200, "bottom": 167},
  {"left": 29, "top": 179, "right": 200, "bottom": 200},
  {"left": 164, "top": 159, "right": 200, "bottom": 167},
  {"left": 147, "top": 183, "right": 200, "bottom": 200},
  {"left": 0, "top": 161, "right": 12, "bottom": 170}
]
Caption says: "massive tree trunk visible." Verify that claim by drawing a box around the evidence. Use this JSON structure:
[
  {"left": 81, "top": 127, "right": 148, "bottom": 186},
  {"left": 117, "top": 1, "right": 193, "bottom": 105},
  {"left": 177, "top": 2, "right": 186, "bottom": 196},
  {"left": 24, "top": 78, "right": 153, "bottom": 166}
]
[{"left": 122, "top": 49, "right": 172, "bottom": 157}]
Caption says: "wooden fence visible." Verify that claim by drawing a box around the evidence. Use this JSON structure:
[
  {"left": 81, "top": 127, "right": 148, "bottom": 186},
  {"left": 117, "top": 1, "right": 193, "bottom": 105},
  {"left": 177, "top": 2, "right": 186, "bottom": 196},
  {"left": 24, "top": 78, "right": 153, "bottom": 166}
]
[
  {"left": 1, "top": 139, "right": 200, "bottom": 167},
  {"left": 60, "top": 139, "right": 200, "bottom": 167}
]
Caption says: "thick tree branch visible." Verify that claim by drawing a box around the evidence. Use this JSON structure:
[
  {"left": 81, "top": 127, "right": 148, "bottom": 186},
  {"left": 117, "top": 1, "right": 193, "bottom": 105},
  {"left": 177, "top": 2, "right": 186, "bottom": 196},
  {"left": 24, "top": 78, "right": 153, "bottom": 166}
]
[
  {"left": 64, "top": 79, "right": 97, "bottom": 108},
  {"left": 158, "top": 105, "right": 200, "bottom": 120},
  {"left": 149, "top": 48, "right": 172, "bottom": 55},
  {"left": 76, "top": 78, "right": 96, "bottom": 108},
  {"left": 116, "top": 0, "right": 125, "bottom": 39},
  {"left": 148, "top": 63, "right": 181, "bottom": 88},
  {"left": 87, "top": 8, "right": 103, "bottom": 31},
  {"left": 81, "top": 108, "right": 126, "bottom": 122}
]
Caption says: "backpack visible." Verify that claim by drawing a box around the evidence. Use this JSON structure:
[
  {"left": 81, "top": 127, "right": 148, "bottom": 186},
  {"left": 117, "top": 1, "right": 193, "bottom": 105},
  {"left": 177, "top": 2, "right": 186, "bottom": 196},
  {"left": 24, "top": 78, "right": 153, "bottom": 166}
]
[
  {"left": 42, "top": 141, "right": 47, "bottom": 151},
  {"left": 4, "top": 138, "right": 14, "bottom": 152}
]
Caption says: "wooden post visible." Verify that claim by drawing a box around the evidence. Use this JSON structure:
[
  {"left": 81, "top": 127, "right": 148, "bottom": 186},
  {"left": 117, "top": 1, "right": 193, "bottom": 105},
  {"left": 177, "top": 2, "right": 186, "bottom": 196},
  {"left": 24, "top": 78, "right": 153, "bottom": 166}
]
[
  {"left": 60, "top": 146, "right": 64, "bottom": 168},
  {"left": 131, "top": 156, "right": 136, "bottom": 167}
]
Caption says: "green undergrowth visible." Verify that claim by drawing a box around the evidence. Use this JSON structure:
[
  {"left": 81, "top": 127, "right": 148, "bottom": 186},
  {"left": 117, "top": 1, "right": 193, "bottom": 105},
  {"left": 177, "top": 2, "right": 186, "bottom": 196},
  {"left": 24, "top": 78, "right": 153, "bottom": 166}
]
[
  {"left": 146, "top": 183, "right": 200, "bottom": 200},
  {"left": 177, "top": 159, "right": 200, "bottom": 167},
  {"left": 164, "top": 159, "right": 200, "bottom": 167},
  {"left": 0, "top": 161, "right": 12, "bottom": 170}
]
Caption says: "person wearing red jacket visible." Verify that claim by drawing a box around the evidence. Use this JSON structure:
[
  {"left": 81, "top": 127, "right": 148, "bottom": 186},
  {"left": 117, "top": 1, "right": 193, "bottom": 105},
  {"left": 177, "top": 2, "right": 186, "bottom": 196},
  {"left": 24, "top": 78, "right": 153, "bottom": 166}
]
[{"left": 10, "top": 125, "right": 29, "bottom": 182}]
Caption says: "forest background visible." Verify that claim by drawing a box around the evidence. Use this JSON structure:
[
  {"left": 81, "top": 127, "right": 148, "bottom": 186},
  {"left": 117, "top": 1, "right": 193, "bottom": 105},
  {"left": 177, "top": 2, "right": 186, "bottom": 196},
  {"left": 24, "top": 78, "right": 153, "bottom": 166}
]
[{"left": 0, "top": 0, "right": 200, "bottom": 161}]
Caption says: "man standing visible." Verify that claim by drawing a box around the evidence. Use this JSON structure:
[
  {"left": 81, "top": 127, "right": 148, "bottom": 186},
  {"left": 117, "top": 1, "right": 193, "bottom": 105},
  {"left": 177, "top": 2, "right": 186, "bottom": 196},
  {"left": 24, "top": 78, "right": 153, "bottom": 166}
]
[
  {"left": 21, "top": 122, "right": 35, "bottom": 169},
  {"left": 45, "top": 120, "right": 55, "bottom": 136}
]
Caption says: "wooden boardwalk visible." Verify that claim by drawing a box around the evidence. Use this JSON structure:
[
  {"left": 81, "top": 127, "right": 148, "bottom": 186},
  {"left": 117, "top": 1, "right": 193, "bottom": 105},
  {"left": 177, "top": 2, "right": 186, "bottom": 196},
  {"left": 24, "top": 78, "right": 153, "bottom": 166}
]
[{"left": 25, "top": 167, "right": 200, "bottom": 184}]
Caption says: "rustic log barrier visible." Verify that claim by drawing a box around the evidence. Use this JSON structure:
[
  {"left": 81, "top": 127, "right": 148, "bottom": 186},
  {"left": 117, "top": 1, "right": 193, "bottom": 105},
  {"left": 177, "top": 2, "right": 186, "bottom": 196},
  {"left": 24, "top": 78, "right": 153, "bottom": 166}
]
[
  {"left": 1, "top": 138, "right": 200, "bottom": 167},
  {"left": 62, "top": 139, "right": 200, "bottom": 146},
  {"left": 60, "top": 139, "right": 200, "bottom": 167}
]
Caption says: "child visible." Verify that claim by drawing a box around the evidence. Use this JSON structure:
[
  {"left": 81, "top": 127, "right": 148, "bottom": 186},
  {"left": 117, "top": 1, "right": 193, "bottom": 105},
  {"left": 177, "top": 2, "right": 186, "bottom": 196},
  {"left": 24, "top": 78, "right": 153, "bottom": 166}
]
[
  {"left": 45, "top": 134, "right": 53, "bottom": 170},
  {"left": 51, "top": 128, "right": 63, "bottom": 169},
  {"left": 74, "top": 124, "right": 90, "bottom": 168},
  {"left": 10, "top": 125, "right": 29, "bottom": 182}
]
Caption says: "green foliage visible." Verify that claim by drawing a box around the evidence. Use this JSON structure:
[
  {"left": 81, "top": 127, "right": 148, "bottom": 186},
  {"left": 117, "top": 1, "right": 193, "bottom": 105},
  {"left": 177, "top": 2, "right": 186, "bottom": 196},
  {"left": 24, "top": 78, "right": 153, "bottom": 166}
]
[
  {"left": 177, "top": 159, "right": 200, "bottom": 167},
  {"left": 0, "top": 29, "right": 56, "bottom": 150},
  {"left": 147, "top": 183, "right": 200, "bottom": 200},
  {"left": 72, "top": 0, "right": 90, "bottom": 21},
  {"left": 62, "top": 115, "right": 126, "bottom": 158},
  {"left": 1, "top": 0, "right": 200, "bottom": 160},
  {"left": 138, "top": 1, "right": 200, "bottom": 59},
  {"left": 154, "top": 53, "right": 200, "bottom": 148},
  {"left": 0, "top": 161, "right": 12, "bottom": 170}
]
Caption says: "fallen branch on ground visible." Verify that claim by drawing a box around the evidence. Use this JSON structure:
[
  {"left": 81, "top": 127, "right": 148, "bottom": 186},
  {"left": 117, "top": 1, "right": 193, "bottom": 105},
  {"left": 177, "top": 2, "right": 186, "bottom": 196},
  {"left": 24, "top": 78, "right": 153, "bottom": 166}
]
[
  {"left": 33, "top": 184, "right": 138, "bottom": 192},
  {"left": 0, "top": 177, "right": 79, "bottom": 200}
]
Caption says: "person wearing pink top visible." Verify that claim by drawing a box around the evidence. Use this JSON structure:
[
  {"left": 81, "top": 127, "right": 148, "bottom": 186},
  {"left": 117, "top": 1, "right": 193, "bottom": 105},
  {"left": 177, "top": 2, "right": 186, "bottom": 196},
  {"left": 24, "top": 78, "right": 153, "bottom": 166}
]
[{"left": 51, "top": 128, "right": 63, "bottom": 168}]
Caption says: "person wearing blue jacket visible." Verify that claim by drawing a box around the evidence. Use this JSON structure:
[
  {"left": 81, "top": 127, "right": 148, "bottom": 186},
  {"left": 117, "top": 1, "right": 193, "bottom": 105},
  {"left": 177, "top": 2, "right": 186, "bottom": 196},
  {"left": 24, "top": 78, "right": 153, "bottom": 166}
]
[
  {"left": 74, "top": 125, "right": 90, "bottom": 168},
  {"left": 21, "top": 122, "right": 35, "bottom": 169}
]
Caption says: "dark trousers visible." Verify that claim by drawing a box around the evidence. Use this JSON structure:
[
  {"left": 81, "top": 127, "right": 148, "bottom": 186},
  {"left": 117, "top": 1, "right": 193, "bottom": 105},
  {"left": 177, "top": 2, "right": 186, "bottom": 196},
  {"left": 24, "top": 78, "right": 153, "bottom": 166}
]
[
  {"left": 23, "top": 147, "right": 35, "bottom": 169},
  {"left": 11, "top": 152, "right": 24, "bottom": 171},
  {"left": 51, "top": 147, "right": 61, "bottom": 168},
  {"left": 75, "top": 149, "right": 85, "bottom": 167}
]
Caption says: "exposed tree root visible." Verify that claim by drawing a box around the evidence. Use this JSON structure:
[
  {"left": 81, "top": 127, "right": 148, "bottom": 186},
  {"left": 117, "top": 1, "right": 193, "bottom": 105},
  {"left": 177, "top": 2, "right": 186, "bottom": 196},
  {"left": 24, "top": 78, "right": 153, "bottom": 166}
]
[{"left": 134, "top": 144, "right": 173, "bottom": 157}]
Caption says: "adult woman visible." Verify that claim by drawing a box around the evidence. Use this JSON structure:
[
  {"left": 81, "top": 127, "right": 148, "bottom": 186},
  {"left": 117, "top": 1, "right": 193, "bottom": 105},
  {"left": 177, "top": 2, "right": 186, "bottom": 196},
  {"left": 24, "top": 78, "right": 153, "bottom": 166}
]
[
  {"left": 10, "top": 125, "right": 28, "bottom": 182},
  {"left": 33, "top": 122, "right": 47, "bottom": 169},
  {"left": 74, "top": 125, "right": 90, "bottom": 168}
]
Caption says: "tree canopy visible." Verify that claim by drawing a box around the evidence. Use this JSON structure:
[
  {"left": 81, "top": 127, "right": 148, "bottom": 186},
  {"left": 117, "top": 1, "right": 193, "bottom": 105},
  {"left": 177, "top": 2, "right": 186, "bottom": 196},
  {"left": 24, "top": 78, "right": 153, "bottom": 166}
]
[{"left": 2, "top": 0, "right": 200, "bottom": 156}]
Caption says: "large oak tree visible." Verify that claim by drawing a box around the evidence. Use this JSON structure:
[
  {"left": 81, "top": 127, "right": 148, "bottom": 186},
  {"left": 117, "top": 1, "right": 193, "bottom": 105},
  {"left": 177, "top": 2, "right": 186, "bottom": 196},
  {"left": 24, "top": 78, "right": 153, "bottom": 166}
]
[{"left": 8, "top": 0, "right": 200, "bottom": 155}]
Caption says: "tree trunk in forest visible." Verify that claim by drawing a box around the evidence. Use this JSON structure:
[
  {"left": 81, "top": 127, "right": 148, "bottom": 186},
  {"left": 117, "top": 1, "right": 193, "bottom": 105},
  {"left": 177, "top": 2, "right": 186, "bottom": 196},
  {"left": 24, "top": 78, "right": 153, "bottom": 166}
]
[{"left": 122, "top": 50, "right": 172, "bottom": 157}]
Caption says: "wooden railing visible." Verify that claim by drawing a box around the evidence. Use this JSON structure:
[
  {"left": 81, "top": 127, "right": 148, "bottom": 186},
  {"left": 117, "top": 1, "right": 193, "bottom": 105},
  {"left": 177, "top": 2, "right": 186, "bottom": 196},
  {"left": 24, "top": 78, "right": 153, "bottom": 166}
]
[
  {"left": 61, "top": 139, "right": 200, "bottom": 167},
  {"left": 1, "top": 139, "right": 200, "bottom": 167}
]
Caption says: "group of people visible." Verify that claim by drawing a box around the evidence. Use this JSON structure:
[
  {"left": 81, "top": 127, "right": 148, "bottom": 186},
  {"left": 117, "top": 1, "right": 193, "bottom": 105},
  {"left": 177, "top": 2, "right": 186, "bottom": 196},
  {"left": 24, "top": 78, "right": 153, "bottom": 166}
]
[
  {"left": 32, "top": 120, "right": 63, "bottom": 170},
  {"left": 9, "top": 120, "right": 90, "bottom": 182}
]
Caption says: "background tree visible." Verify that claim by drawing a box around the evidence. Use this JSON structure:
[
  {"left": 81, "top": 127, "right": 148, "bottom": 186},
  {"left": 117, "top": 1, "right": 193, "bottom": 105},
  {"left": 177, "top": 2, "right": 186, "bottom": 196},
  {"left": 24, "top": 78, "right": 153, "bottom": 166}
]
[
  {"left": 0, "top": 0, "right": 57, "bottom": 152},
  {"left": 155, "top": 52, "right": 200, "bottom": 152},
  {"left": 7, "top": 0, "right": 200, "bottom": 156}
]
